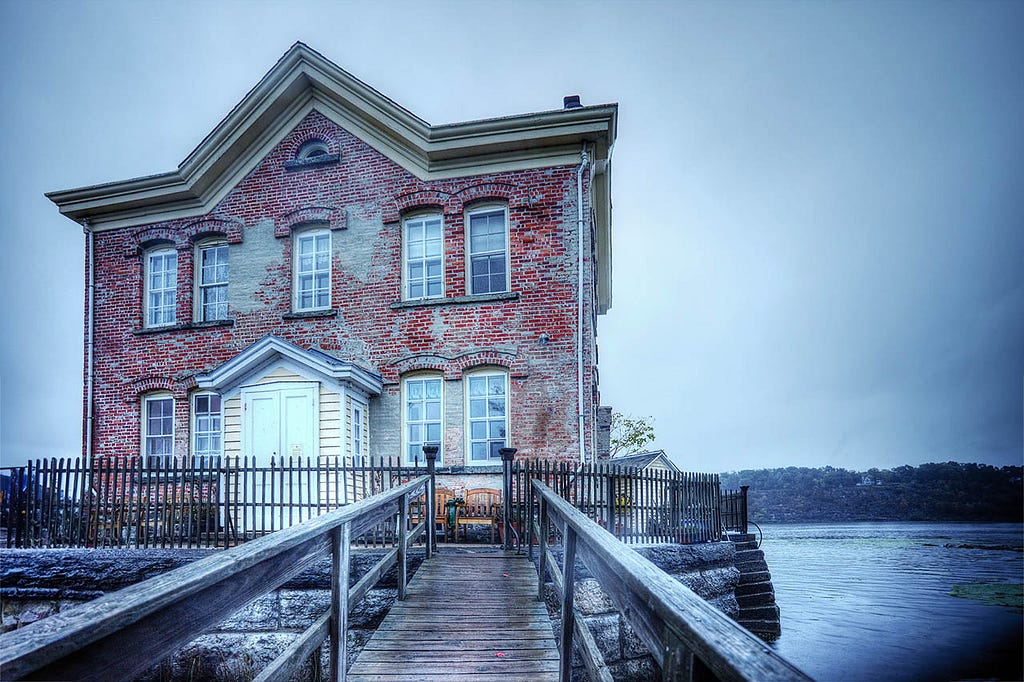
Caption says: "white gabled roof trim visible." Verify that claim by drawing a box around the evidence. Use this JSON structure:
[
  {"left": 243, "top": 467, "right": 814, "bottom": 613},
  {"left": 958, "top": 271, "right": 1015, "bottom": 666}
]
[{"left": 196, "top": 335, "right": 382, "bottom": 397}]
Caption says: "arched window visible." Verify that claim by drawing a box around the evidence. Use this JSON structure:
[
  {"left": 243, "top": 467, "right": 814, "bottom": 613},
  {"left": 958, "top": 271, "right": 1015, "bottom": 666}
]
[
  {"left": 293, "top": 226, "right": 331, "bottom": 312},
  {"left": 464, "top": 368, "right": 508, "bottom": 465},
  {"left": 403, "top": 374, "right": 443, "bottom": 465},
  {"left": 403, "top": 213, "right": 444, "bottom": 300},
  {"left": 466, "top": 205, "right": 509, "bottom": 295},
  {"left": 296, "top": 139, "right": 330, "bottom": 160},
  {"left": 195, "top": 238, "right": 229, "bottom": 322},
  {"left": 143, "top": 392, "right": 174, "bottom": 467},
  {"left": 145, "top": 245, "right": 177, "bottom": 327}
]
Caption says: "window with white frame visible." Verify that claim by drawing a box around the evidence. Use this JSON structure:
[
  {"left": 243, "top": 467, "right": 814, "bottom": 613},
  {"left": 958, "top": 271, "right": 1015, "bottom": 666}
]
[
  {"left": 294, "top": 228, "right": 331, "bottom": 311},
  {"left": 192, "top": 392, "right": 222, "bottom": 460},
  {"left": 467, "top": 207, "right": 508, "bottom": 295},
  {"left": 353, "top": 405, "right": 363, "bottom": 457},
  {"left": 145, "top": 247, "right": 177, "bottom": 327},
  {"left": 197, "top": 242, "right": 229, "bottom": 321},
  {"left": 403, "top": 376, "right": 442, "bottom": 465},
  {"left": 143, "top": 394, "right": 174, "bottom": 466},
  {"left": 404, "top": 215, "right": 443, "bottom": 299},
  {"left": 466, "top": 371, "right": 507, "bottom": 464}
]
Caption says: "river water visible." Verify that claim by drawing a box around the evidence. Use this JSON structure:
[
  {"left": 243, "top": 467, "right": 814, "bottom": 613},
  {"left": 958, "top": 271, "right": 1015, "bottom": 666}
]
[{"left": 759, "top": 522, "right": 1023, "bottom": 681}]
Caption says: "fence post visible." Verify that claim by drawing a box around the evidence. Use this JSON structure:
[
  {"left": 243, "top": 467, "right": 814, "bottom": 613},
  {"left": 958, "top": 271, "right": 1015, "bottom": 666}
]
[
  {"left": 740, "top": 485, "right": 749, "bottom": 535},
  {"left": 537, "top": 494, "right": 548, "bottom": 603},
  {"left": 330, "top": 521, "right": 351, "bottom": 682},
  {"left": 397, "top": 492, "right": 408, "bottom": 600},
  {"left": 500, "top": 447, "right": 516, "bottom": 551},
  {"left": 559, "top": 522, "right": 577, "bottom": 682},
  {"left": 422, "top": 445, "right": 437, "bottom": 557}
]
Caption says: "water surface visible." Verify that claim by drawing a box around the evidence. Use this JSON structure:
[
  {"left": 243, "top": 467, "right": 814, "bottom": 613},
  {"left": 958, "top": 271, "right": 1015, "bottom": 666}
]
[{"left": 760, "top": 522, "right": 1023, "bottom": 681}]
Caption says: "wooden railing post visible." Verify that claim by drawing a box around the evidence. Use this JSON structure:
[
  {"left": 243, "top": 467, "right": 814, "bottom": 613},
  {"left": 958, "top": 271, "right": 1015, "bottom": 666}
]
[
  {"left": 422, "top": 445, "right": 438, "bottom": 557},
  {"left": 537, "top": 496, "right": 548, "bottom": 603},
  {"left": 397, "top": 493, "right": 408, "bottom": 600},
  {"left": 330, "top": 521, "right": 351, "bottom": 682},
  {"left": 500, "top": 447, "right": 516, "bottom": 551},
  {"left": 740, "top": 485, "right": 749, "bottom": 535},
  {"left": 527, "top": 473, "right": 536, "bottom": 561},
  {"left": 559, "top": 522, "right": 577, "bottom": 682}
]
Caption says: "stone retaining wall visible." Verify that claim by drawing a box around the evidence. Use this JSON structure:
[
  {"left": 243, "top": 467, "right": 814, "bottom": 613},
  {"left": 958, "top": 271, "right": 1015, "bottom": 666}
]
[
  {"left": 537, "top": 542, "right": 740, "bottom": 681},
  {"left": 0, "top": 547, "right": 424, "bottom": 680}
]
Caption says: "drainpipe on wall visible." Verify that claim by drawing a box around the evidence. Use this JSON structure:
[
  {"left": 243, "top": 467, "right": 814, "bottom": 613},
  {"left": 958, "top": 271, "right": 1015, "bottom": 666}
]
[
  {"left": 82, "top": 219, "right": 95, "bottom": 462},
  {"left": 576, "top": 146, "right": 589, "bottom": 464}
]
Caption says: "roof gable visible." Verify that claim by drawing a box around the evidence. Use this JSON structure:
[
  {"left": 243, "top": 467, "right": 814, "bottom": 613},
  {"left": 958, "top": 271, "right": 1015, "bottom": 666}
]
[
  {"left": 609, "top": 450, "right": 681, "bottom": 473},
  {"left": 196, "top": 335, "right": 382, "bottom": 398},
  {"left": 47, "top": 42, "right": 616, "bottom": 313}
]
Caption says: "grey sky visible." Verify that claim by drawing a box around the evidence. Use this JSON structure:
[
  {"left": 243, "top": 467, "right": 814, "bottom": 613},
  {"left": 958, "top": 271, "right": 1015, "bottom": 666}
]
[{"left": 0, "top": 0, "right": 1021, "bottom": 472}]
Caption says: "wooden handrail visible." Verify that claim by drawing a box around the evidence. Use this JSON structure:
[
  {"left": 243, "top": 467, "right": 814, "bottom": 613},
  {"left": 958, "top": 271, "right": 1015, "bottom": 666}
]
[
  {"left": 530, "top": 479, "right": 810, "bottom": 682},
  {"left": 0, "top": 475, "right": 431, "bottom": 682}
]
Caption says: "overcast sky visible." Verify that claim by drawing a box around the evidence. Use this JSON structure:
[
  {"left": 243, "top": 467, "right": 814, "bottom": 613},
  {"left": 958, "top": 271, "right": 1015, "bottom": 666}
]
[{"left": 0, "top": 0, "right": 1021, "bottom": 472}]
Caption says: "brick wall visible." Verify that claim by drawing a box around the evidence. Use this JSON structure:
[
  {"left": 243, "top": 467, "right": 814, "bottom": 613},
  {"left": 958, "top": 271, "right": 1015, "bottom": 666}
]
[{"left": 86, "top": 111, "right": 600, "bottom": 465}]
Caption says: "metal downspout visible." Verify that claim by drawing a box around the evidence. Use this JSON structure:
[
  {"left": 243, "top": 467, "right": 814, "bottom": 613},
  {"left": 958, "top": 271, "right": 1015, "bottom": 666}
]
[
  {"left": 83, "top": 219, "right": 95, "bottom": 462},
  {"left": 576, "top": 146, "right": 589, "bottom": 464}
]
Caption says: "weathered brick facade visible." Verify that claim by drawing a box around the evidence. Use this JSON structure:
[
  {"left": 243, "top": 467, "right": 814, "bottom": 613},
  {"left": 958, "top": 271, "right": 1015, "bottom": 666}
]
[{"left": 52, "top": 44, "right": 616, "bottom": 472}]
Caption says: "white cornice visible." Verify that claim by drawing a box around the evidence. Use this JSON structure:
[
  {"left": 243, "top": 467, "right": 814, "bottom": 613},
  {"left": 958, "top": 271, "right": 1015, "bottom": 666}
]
[{"left": 46, "top": 42, "right": 616, "bottom": 312}]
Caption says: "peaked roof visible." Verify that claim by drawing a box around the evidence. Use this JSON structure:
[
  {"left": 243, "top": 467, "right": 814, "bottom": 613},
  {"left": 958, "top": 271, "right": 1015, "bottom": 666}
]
[
  {"left": 47, "top": 42, "right": 617, "bottom": 312},
  {"left": 195, "top": 335, "right": 382, "bottom": 397},
  {"left": 609, "top": 450, "right": 681, "bottom": 473}
]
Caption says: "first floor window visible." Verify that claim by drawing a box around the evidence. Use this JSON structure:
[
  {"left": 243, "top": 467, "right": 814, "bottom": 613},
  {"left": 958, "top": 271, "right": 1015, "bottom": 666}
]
[
  {"left": 404, "top": 215, "right": 443, "bottom": 299},
  {"left": 294, "top": 228, "right": 331, "bottom": 311},
  {"left": 353, "top": 405, "right": 364, "bottom": 457},
  {"left": 146, "top": 248, "right": 177, "bottom": 327},
  {"left": 198, "top": 243, "right": 229, "bottom": 321},
  {"left": 144, "top": 394, "right": 174, "bottom": 466},
  {"left": 404, "top": 377, "right": 442, "bottom": 465},
  {"left": 467, "top": 372, "right": 507, "bottom": 463},
  {"left": 467, "top": 207, "right": 507, "bottom": 295},
  {"left": 193, "top": 393, "right": 222, "bottom": 460}
]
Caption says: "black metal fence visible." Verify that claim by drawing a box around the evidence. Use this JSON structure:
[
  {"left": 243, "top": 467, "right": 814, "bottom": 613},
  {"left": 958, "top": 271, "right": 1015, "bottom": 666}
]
[
  {"left": 720, "top": 486, "right": 750, "bottom": 534},
  {"left": 0, "top": 456, "right": 424, "bottom": 549},
  {"left": 508, "top": 459, "right": 723, "bottom": 544}
]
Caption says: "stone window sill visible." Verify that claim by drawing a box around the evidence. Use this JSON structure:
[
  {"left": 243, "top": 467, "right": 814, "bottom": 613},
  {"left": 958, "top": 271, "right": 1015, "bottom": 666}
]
[
  {"left": 391, "top": 292, "right": 519, "bottom": 310},
  {"left": 133, "top": 319, "right": 234, "bottom": 336},
  {"left": 282, "top": 309, "right": 338, "bottom": 320}
]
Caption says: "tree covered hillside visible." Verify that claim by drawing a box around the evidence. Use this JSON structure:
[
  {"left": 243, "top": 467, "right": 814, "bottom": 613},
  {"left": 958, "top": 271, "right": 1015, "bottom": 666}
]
[{"left": 720, "top": 462, "right": 1023, "bottom": 523}]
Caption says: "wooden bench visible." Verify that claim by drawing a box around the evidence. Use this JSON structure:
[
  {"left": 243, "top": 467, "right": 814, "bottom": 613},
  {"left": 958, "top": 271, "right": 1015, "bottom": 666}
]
[
  {"left": 456, "top": 487, "right": 501, "bottom": 543},
  {"left": 411, "top": 487, "right": 456, "bottom": 543}
]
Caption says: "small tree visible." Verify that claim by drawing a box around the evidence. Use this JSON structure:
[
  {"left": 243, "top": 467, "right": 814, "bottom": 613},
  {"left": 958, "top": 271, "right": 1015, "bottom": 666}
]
[{"left": 609, "top": 412, "right": 655, "bottom": 458}]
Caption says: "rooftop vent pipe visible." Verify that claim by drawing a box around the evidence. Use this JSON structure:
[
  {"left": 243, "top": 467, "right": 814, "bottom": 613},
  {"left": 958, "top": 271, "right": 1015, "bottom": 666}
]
[{"left": 563, "top": 95, "right": 582, "bottom": 109}]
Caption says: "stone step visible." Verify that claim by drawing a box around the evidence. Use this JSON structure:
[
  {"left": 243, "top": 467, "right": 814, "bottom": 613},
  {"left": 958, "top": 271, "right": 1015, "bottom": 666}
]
[
  {"left": 738, "top": 605, "right": 780, "bottom": 621},
  {"left": 738, "top": 570, "right": 771, "bottom": 584},
  {"left": 737, "top": 591, "right": 777, "bottom": 608},
  {"left": 732, "top": 541, "right": 758, "bottom": 551},
  {"left": 726, "top": 533, "right": 756, "bottom": 543},
  {"left": 735, "top": 549, "right": 764, "bottom": 562},
  {"left": 739, "top": 619, "right": 782, "bottom": 637},
  {"left": 735, "top": 581, "right": 775, "bottom": 597},
  {"left": 735, "top": 559, "right": 769, "bottom": 572}
]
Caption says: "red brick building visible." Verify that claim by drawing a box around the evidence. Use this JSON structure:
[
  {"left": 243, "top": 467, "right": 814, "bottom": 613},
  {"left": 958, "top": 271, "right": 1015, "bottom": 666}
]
[{"left": 48, "top": 43, "right": 616, "bottom": 479}]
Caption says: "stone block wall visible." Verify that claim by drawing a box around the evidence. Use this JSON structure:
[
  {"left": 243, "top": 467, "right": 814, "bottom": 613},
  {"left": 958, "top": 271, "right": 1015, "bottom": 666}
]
[
  {"left": 538, "top": 542, "right": 740, "bottom": 681},
  {"left": 0, "top": 548, "right": 424, "bottom": 681}
]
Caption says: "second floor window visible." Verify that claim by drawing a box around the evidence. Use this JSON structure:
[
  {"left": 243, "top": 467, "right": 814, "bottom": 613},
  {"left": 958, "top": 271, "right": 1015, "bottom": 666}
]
[
  {"left": 146, "top": 248, "right": 177, "bottom": 327},
  {"left": 294, "top": 228, "right": 331, "bottom": 311},
  {"left": 404, "top": 215, "right": 443, "bottom": 299},
  {"left": 467, "top": 208, "right": 508, "bottom": 295},
  {"left": 144, "top": 394, "right": 174, "bottom": 466},
  {"left": 198, "top": 243, "right": 229, "bottom": 321}
]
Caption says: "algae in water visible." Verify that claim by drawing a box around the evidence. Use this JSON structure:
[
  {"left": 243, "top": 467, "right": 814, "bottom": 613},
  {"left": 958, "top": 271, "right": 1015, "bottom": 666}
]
[{"left": 949, "top": 582, "right": 1024, "bottom": 612}]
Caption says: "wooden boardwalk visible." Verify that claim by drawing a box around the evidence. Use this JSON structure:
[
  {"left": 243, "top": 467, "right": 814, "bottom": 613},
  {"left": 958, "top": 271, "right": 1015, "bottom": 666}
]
[{"left": 348, "top": 550, "right": 559, "bottom": 681}]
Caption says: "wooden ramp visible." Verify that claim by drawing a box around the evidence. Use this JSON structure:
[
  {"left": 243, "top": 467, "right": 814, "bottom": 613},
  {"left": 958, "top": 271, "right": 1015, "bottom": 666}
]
[{"left": 348, "top": 550, "right": 559, "bottom": 681}]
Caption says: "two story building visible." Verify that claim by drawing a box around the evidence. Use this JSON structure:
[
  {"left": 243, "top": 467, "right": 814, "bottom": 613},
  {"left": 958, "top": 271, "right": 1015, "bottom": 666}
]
[{"left": 48, "top": 43, "right": 616, "bottom": 493}]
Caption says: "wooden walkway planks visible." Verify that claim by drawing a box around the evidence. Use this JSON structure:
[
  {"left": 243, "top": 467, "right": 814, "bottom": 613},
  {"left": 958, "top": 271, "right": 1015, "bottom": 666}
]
[{"left": 348, "top": 551, "right": 559, "bottom": 681}]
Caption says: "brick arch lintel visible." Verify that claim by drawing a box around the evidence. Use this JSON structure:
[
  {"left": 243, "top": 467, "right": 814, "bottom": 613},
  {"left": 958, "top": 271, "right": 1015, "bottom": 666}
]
[
  {"left": 386, "top": 349, "right": 519, "bottom": 382},
  {"left": 275, "top": 205, "right": 347, "bottom": 238},
  {"left": 182, "top": 217, "right": 244, "bottom": 245},
  {"left": 126, "top": 376, "right": 177, "bottom": 402},
  {"left": 385, "top": 189, "right": 456, "bottom": 223}
]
